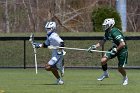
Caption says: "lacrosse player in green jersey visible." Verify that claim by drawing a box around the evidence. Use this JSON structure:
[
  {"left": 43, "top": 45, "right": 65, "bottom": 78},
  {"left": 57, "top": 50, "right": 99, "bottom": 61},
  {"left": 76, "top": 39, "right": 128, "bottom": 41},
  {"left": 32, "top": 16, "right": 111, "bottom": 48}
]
[{"left": 88, "top": 18, "right": 128, "bottom": 85}]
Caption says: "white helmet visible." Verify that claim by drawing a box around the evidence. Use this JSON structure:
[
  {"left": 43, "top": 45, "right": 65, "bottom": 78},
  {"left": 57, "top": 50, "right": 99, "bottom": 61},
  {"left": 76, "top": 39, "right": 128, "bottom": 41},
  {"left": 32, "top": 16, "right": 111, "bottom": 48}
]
[
  {"left": 45, "top": 22, "right": 56, "bottom": 33},
  {"left": 102, "top": 18, "right": 115, "bottom": 31}
]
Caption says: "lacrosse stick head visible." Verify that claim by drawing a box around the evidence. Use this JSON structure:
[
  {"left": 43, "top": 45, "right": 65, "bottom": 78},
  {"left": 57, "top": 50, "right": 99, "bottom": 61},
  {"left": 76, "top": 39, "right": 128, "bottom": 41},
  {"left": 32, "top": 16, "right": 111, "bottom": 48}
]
[{"left": 29, "top": 33, "right": 34, "bottom": 43}]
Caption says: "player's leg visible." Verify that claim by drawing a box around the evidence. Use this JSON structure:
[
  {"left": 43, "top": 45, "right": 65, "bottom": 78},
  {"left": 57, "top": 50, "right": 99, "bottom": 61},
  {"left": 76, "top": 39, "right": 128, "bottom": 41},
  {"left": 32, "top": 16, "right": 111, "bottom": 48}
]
[
  {"left": 118, "top": 67, "right": 128, "bottom": 85},
  {"left": 55, "top": 56, "right": 64, "bottom": 84},
  {"left": 45, "top": 64, "right": 64, "bottom": 85},
  {"left": 60, "top": 59, "right": 65, "bottom": 77},
  {"left": 56, "top": 56, "right": 65, "bottom": 77},
  {"left": 97, "top": 56, "right": 109, "bottom": 81},
  {"left": 45, "top": 57, "right": 64, "bottom": 85},
  {"left": 62, "top": 50, "right": 66, "bottom": 76},
  {"left": 117, "top": 51, "right": 128, "bottom": 85},
  {"left": 57, "top": 50, "right": 66, "bottom": 77},
  {"left": 97, "top": 51, "right": 117, "bottom": 81},
  {"left": 53, "top": 54, "right": 65, "bottom": 84},
  {"left": 45, "top": 63, "right": 60, "bottom": 78}
]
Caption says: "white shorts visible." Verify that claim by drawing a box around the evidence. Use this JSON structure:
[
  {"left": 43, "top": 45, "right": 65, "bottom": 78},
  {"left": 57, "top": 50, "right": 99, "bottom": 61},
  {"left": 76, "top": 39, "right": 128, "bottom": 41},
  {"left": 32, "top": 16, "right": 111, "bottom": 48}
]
[{"left": 48, "top": 50, "right": 64, "bottom": 69}]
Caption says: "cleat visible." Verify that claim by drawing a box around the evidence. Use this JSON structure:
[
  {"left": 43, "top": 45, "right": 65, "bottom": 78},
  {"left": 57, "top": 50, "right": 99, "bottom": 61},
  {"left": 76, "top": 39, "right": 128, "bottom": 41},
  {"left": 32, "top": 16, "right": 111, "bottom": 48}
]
[
  {"left": 123, "top": 77, "right": 128, "bottom": 85},
  {"left": 57, "top": 79, "right": 64, "bottom": 85},
  {"left": 97, "top": 74, "right": 109, "bottom": 81}
]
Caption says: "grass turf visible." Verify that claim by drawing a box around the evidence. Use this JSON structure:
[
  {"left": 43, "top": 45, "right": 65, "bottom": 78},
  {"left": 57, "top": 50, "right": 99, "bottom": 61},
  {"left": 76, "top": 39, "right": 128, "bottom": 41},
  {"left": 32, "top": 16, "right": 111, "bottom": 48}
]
[{"left": 0, "top": 69, "right": 140, "bottom": 93}]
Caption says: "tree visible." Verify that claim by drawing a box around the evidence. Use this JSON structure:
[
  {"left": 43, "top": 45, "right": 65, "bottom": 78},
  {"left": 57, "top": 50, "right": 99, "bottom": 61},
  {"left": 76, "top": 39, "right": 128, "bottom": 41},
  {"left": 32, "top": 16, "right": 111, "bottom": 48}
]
[
  {"left": 5, "top": 0, "right": 10, "bottom": 33},
  {"left": 127, "top": 0, "right": 140, "bottom": 32},
  {"left": 92, "top": 6, "right": 121, "bottom": 32}
]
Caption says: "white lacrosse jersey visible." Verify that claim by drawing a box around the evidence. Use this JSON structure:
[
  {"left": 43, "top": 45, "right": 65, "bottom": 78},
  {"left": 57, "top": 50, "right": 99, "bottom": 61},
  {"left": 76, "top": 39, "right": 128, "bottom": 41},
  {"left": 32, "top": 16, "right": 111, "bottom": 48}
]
[
  {"left": 45, "top": 32, "right": 63, "bottom": 46},
  {"left": 45, "top": 32, "right": 64, "bottom": 67}
]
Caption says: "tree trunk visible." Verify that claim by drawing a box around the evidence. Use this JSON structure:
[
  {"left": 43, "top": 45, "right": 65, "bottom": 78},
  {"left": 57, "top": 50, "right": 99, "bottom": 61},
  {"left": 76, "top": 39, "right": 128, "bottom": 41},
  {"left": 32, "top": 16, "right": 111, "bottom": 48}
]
[
  {"left": 23, "top": 0, "right": 32, "bottom": 32},
  {"left": 35, "top": 0, "right": 39, "bottom": 32},
  {"left": 5, "top": 0, "right": 10, "bottom": 33},
  {"left": 13, "top": 0, "right": 16, "bottom": 32},
  {"left": 29, "top": 0, "right": 35, "bottom": 32}
]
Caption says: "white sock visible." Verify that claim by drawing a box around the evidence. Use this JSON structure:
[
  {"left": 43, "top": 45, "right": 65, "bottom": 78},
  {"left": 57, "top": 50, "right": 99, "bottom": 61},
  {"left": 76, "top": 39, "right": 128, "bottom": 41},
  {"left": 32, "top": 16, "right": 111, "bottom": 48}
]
[
  {"left": 104, "top": 70, "right": 108, "bottom": 75},
  {"left": 124, "top": 76, "right": 128, "bottom": 79}
]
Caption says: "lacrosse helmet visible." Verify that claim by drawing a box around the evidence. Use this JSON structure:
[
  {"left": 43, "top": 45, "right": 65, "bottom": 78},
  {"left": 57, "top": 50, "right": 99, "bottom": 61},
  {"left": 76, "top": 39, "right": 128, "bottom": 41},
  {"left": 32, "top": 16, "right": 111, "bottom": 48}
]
[
  {"left": 45, "top": 22, "right": 56, "bottom": 34},
  {"left": 102, "top": 18, "right": 115, "bottom": 31}
]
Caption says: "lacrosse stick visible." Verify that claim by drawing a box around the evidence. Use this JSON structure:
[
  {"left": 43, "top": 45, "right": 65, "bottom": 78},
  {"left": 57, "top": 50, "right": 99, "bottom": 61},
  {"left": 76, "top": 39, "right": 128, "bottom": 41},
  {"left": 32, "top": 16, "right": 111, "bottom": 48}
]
[
  {"left": 29, "top": 33, "right": 38, "bottom": 74},
  {"left": 48, "top": 46, "right": 113, "bottom": 54}
]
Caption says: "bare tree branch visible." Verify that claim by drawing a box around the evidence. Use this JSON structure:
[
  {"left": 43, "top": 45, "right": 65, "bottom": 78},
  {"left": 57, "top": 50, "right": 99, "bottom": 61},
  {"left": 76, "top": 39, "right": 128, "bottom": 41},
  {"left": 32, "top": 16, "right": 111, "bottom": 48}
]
[{"left": 53, "top": 15, "right": 71, "bottom": 32}]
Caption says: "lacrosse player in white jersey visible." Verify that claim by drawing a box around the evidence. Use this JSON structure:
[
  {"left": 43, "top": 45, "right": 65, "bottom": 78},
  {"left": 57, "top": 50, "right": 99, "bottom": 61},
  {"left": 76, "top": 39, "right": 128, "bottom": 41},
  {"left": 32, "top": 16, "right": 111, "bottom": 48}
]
[{"left": 33, "top": 21, "right": 65, "bottom": 85}]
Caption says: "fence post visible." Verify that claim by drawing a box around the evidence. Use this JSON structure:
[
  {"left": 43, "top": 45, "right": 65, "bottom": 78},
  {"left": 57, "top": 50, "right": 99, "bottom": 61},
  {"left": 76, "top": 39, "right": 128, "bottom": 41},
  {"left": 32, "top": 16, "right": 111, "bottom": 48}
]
[{"left": 24, "top": 40, "right": 26, "bottom": 69}]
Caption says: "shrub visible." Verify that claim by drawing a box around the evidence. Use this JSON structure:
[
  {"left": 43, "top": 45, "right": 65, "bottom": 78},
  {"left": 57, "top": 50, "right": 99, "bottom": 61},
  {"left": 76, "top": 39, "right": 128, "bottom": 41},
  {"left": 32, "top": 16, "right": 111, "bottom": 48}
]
[{"left": 92, "top": 6, "right": 122, "bottom": 32}]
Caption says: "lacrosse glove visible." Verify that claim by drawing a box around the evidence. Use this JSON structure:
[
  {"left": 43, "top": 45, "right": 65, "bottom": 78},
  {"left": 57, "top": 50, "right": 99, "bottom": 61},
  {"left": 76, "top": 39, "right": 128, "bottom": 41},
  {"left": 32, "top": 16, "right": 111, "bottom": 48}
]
[
  {"left": 57, "top": 49, "right": 66, "bottom": 55},
  {"left": 110, "top": 47, "right": 117, "bottom": 55},
  {"left": 33, "top": 43, "right": 41, "bottom": 48},
  {"left": 87, "top": 45, "right": 96, "bottom": 53},
  {"left": 62, "top": 50, "right": 66, "bottom": 55}
]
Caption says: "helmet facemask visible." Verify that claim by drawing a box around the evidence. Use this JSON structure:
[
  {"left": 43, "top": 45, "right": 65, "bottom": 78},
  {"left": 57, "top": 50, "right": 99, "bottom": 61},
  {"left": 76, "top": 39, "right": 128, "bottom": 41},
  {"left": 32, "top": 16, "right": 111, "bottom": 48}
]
[
  {"left": 102, "top": 24, "right": 110, "bottom": 31},
  {"left": 45, "top": 28, "right": 52, "bottom": 34}
]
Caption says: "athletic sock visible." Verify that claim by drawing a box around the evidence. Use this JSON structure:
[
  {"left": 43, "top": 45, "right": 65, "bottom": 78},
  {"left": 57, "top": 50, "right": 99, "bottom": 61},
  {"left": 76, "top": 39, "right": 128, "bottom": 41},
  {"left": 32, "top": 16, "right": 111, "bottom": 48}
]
[
  {"left": 124, "top": 75, "right": 128, "bottom": 79},
  {"left": 104, "top": 70, "right": 108, "bottom": 75},
  {"left": 102, "top": 64, "right": 108, "bottom": 71}
]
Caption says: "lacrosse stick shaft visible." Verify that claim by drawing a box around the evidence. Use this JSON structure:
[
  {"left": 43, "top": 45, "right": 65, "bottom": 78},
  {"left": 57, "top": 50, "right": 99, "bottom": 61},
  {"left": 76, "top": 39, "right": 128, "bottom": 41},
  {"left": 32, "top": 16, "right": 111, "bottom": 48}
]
[
  {"left": 29, "top": 33, "right": 38, "bottom": 74},
  {"left": 34, "top": 49, "right": 38, "bottom": 74},
  {"left": 48, "top": 46, "right": 112, "bottom": 53},
  {"left": 60, "top": 47, "right": 110, "bottom": 53}
]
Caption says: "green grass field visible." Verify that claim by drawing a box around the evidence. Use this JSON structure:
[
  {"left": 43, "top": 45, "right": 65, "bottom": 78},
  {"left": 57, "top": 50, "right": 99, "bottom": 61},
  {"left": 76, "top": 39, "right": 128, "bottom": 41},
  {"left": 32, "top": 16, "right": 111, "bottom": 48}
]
[{"left": 0, "top": 69, "right": 140, "bottom": 93}]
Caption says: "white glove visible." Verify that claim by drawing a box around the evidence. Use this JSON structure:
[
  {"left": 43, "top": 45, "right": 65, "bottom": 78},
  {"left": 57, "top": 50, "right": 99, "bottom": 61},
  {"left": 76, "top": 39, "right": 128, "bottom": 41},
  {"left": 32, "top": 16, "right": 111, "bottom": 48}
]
[
  {"left": 111, "top": 48, "right": 117, "bottom": 55},
  {"left": 33, "top": 43, "right": 42, "bottom": 48},
  {"left": 57, "top": 50, "right": 66, "bottom": 55},
  {"left": 62, "top": 50, "right": 66, "bottom": 55},
  {"left": 87, "top": 45, "right": 96, "bottom": 53}
]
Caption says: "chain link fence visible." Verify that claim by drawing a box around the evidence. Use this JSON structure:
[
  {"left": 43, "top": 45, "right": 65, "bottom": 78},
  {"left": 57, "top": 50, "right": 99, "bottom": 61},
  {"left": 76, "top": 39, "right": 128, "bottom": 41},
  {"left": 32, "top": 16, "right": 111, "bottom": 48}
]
[{"left": 0, "top": 36, "right": 140, "bottom": 69}]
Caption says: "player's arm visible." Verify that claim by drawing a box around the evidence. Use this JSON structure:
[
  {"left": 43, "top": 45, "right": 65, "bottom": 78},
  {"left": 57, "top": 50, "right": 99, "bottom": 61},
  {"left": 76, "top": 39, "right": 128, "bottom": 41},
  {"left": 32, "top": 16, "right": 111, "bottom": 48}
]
[
  {"left": 111, "top": 32, "right": 126, "bottom": 54},
  {"left": 33, "top": 39, "right": 49, "bottom": 48},
  {"left": 87, "top": 38, "right": 106, "bottom": 52},
  {"left": 33, "top": 43, "right": 48, "bottom": 48},
  {"left": 57, "top": 41, "right": 66, "bottom": 55},
  {"left": 111, "top": 39, "right": 126, "bottom": 55},
  {"left": 41, "top": 43, "right": 48, "bottom": 48},
  {"left": 97, "top": 33, "right": 108, "bottom": 48},
  {"left": 94, "top": 34, "right": 107, "bottom": 48},
  {"left": 60, "top": 42, "right": 64, "bottom": 47},
  {"left": 116, "top": 39, "right": 126, "bottom": 51},
  {"left": 53, "top": 34, "right": 65, "bottom": 47},
  {"left": 96, "top": 39, "right": 106, "bottom": 48}
]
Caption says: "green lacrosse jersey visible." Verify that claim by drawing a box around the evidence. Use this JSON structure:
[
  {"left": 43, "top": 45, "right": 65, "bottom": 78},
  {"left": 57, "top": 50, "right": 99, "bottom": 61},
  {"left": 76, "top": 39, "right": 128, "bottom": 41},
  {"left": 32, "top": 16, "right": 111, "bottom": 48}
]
[
  {"left": 103, "top": 27, "right": 127, "bottom": 52},
  {"left": 103, "top": 27, "right": 128, "bottom": 66}
]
